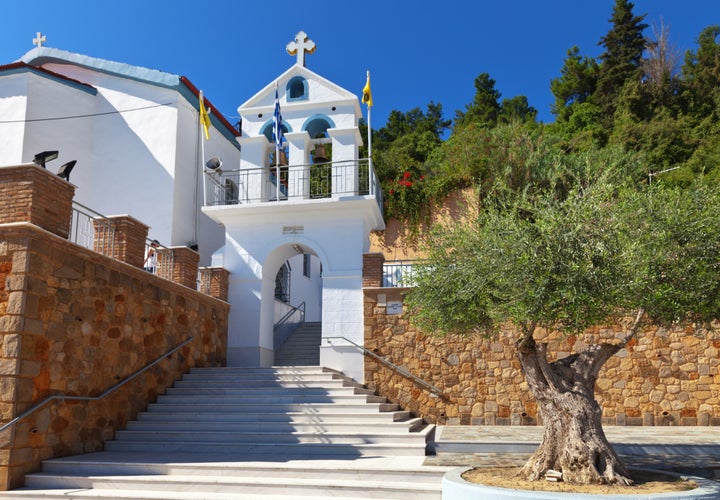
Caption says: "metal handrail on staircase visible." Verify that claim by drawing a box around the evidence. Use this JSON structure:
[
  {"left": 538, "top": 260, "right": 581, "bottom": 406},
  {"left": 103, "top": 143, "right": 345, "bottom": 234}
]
[
  {"left": 0, "top": 337, "right": 194, "bottom": 433},
  {"left": 324, "top": 336, "right": 446, "bottom": 399},
  {"left": 274, "top": 301, "right": 306, "bottom": 330}
]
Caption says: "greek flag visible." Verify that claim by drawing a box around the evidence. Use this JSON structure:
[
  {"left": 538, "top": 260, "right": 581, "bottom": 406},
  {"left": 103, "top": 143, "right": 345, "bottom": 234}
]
[{"left": 273, "top": 84, "right": 284, "bottom": 148}]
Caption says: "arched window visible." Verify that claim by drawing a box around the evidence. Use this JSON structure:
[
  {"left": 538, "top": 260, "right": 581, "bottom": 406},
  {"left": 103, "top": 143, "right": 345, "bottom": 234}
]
[
  {"left": 286, "top": 76, "right": 308, "bottom": 101},
  {"left": 260, "top": 121, "right": 290, "bottom": 143},
  {"left": 302, "top": 115, "right": 335, "bottom": 140}
]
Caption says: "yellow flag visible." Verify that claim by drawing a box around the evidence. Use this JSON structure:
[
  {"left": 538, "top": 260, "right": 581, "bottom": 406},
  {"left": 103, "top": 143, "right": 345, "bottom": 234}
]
[
  {"left": 362, "top": 73, "right": 373, "bottom": 107},
  {"left": 199, "top": 93, "right": 211, "bottom": 140}
]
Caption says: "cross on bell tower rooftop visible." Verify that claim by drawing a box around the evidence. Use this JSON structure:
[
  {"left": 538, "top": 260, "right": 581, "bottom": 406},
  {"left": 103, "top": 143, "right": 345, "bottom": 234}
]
[
  {"left": 286, "top": 31, "right": 316, "bottom": 67},
  {"left": 33, "top": 32, "right": 46, "bottom": 48}
]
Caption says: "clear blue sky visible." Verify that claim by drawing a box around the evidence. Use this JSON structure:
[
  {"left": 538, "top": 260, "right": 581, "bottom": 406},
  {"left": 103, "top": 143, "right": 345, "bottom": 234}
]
[{"left": 1, "top": 0, "right": 718, "bottom": 128}]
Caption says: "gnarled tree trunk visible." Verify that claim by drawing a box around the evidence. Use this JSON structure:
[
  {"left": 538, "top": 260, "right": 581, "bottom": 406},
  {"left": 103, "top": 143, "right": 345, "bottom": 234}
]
[{"left": 517, "top": 336, "right": 633, "bottom": 485}]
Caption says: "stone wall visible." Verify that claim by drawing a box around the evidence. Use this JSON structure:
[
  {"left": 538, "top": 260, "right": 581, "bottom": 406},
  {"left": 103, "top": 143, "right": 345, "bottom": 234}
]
[
  {"left": 364, "top": 288, "right": 720, "bottom": 427},
  {"left": 0, "top": 223, "right": 228, "bottom": 489},
  {"left": 0, "top": 165, "right": 229, "bottom": 489}
]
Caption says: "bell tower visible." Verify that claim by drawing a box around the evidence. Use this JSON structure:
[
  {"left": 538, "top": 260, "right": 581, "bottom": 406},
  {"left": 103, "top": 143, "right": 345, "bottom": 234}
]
[{"left": 202, "top": 32, "right": 383, "bottom": 382}]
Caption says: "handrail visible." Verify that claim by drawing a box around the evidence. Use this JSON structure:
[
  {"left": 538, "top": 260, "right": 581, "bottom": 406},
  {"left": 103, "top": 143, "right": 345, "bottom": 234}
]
[
  {"left": 324, "top": 336, "right": 446, "bottom": 398},
  {"left": 275, "top": 301, "right": 305, "bottom": 330},
  {"left": 0, "top": 337, "right": 194, "bottom": 433}
]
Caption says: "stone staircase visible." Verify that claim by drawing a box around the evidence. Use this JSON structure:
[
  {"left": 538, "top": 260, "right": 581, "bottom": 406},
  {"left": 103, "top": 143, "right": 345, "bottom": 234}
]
[
  {"left": 1, "top": 366, "right": 447, "bottom": 499},
  {"left": 274, "top": 322, "right": 321, "bottom": 366}
]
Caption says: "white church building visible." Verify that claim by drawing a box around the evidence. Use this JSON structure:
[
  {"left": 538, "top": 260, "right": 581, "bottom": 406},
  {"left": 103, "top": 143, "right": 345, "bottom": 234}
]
[
  {"left": 0, "top": 32, "right": 384, "bottom": 383},
  {"left": 0, "top": 42, "right": 241, "bottom": 266}
]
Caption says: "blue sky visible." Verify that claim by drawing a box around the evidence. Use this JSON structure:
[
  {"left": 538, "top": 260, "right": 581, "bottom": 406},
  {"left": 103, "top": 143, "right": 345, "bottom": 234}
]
[{"left": 1, "top": 1, "right": 718, "bottom": 128}]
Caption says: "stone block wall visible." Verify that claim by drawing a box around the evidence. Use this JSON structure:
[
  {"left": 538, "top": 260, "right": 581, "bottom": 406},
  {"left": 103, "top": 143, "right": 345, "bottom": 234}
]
[
  {"left": 364, "top": 288, "right": 720, "bottom": 427},
  {"left": 0, "top": 165, "right": 230, "bottom": 490},
  {"left": 0, "top": 224, "right": 228, "bottom": 489}
]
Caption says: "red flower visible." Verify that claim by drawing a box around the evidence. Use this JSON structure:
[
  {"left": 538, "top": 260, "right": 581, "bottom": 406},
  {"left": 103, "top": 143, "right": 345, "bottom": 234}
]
[
  {"left": 389, "top": 189, "right": 395, "bottom": 195},
  {"left": 403, "top": 171, "right": 412, "bottom": 180}
]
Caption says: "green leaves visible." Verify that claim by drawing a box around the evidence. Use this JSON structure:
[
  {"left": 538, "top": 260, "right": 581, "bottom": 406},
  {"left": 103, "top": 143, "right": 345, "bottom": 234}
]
[{"left": 407, "top": 170, "right": 720, "bottom": 340}]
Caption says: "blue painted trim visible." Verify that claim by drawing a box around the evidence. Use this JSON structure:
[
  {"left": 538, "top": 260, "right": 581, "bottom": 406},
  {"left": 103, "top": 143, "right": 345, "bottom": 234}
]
[
  {"left": 286, "top": 76, "right": 308, "bottom": 102},
  {"left": 301, "top": 114, "right": 336, "bottom": 136},
  {"left": 0, "top": 65, "right": 97, "bottom": 96},
  {"left": 260, "top": 119, "right": 292, "bottom": 141}
]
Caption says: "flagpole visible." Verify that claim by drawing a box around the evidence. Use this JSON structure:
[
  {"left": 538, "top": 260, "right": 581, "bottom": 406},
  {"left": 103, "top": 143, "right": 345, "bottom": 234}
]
[
  {"left": 366, "top": 70, "right": 372, "bottom": 164},
  {"left": 199, "top": 90, "right": 207, "bottom": 207},
  {"left": 274, "top": 82, "right": 281, "bottom": 203}
]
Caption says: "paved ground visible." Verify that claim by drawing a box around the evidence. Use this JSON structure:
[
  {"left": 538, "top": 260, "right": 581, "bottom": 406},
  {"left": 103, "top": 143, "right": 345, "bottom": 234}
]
[{"left": 425, "top": 425, "right": 720, "bottom": 480}]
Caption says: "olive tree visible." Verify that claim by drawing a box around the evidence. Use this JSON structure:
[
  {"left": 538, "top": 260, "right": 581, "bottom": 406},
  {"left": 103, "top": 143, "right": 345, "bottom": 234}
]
[{"left": 406, "top": 177, "right": 720, "bottom": 485}]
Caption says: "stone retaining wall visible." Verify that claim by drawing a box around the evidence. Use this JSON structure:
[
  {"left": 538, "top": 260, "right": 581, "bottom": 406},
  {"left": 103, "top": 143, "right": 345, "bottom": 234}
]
[
  {"left": 0, "top": 164, "right": 229, "bottom": 490},
  {"left": 364, "top": 288, "right": 720, "bottom": 427}
]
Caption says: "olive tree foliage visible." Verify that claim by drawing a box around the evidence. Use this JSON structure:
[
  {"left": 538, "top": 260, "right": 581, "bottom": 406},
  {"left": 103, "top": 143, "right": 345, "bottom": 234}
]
[{"left": 405, "top": 163, "right": 720, "bottom": 484}]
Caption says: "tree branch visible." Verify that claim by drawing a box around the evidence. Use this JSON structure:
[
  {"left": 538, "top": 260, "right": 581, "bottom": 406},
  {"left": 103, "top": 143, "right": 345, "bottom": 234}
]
[
  {"left": 536, "top": 342, "right": 563, "bottom": 393},
  {"left": 619, "top": 308, "right": 646, "bottom": 348}
]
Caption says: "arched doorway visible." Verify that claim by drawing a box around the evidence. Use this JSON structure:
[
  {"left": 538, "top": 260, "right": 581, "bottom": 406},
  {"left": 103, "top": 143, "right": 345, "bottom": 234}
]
[{"left": 261, "top": 241, "right": 325, "bottom": 365}]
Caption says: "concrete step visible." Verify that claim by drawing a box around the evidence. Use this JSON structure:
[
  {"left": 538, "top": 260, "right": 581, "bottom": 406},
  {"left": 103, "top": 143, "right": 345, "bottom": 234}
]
[
  {"left": 126, "top": 418, "right": 425, "bottom": 433},
  {"left": 136, "top": 410, "right": 415, "bottom": 423},
  {"left": 165, "top": 381, "right": 375, "bottom": 396},
  {"left": 38, "top": 454, "right": 447, "bottom": 482},
  {"left": 154, "top": 393, "right": 387, "bottom": 404},
  {"left": 145, "top": 402, "right": 401, "bottom": 413},
  {"left": 104, "top": 440, "right": 429, "bottom": 456},
  {"left": 173, "top": 379, "right": 362, "bottom": 388},
  {"left": 0, "top": 365, "right": 437, "bottom": 499},
  {"left": 20, "top": 473, "right": 440, "bottom": 499},
  {"left": 114, "top": 429, "right": 430, "bottom": 445}
]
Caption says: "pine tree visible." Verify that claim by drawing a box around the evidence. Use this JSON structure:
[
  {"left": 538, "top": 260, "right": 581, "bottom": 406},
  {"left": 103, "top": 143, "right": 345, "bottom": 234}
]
[{"left": 594, "top": 0, "right": 648, "bottom": 120}]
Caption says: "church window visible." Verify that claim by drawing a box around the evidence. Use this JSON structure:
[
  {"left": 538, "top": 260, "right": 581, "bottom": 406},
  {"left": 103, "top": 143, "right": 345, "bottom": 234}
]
[{"left": 287, "top": 77, "right": 308, "bottom": 101}]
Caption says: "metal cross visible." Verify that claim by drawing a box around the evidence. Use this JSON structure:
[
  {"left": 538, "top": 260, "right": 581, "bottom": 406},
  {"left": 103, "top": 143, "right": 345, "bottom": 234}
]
[
  {"left": 286, "top": 31, "right": 316, "bottom": 67},
  {"left": 33, "top": 32, "right": 46, "bottom": 48}
]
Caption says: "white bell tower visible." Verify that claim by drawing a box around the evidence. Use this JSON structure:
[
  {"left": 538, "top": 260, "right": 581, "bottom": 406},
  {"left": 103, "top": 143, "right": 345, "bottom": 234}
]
[{"left": 202, "top": 32, "right": 383, "bottom": 382}]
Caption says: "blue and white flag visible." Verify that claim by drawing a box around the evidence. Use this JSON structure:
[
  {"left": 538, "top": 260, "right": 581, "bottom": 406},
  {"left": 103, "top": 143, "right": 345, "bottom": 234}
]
[{"left": 273, "top": 83, "right": 284, "bottom": 149}]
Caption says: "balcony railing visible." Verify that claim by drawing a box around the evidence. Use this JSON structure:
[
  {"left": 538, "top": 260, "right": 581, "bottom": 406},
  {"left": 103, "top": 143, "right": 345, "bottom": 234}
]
[
  {"left": 204, "top": 159, "right": 382, "bottom": 214},
  {"left": 69, "top": 201, "right": 116, "bottom": 257},
  {"left": 383, "top": 260, "right": 419, "bottom": 288}
]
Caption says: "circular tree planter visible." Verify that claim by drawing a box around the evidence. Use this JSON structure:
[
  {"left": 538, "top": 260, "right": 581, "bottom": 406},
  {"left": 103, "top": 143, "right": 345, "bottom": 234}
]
[{"left": 442, "top": 467, "right": 720, "bottom": 500}]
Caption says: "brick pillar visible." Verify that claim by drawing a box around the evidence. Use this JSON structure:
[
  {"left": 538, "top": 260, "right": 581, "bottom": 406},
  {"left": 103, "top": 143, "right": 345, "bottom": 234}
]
[
  {"left": 93, "top": 216, "right": 148, "bottom": 268},
  {"left": 0, "top": 164, "right": 75, "bottom": 239},
  {"left": 198, "top": 267, "right": 230, "bottom": 301},
  {"left": 158, "top": 247, "right": 199, "bottom": 289},
  {"left": 363, "top": 252, "right": 385, "bottom": 288}
]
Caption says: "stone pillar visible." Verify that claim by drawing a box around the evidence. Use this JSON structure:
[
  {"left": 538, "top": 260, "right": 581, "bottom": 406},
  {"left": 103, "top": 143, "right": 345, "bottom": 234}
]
[
  {"left": 158, "top": 246, "right": 200, "bottom": 289},
  {"left": 198, "top": 267, "right": 230, "bottom": 301},
  {"left": 93, "top": 215, "right": 148, "bottom": 268},
  {"left": 0, "top": 164, "right": 75, "bottom": 239},
  {"left": 363, "top": 252, "right": 385, "bottom": 288}
]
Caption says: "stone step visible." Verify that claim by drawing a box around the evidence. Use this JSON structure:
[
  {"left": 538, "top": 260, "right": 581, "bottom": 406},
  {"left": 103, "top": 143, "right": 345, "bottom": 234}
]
[
  {"left": 126, "top": 417, "right": 425, "bottom": 433},
  {"left": 0, "top": 365, "right": 437, "bottom": 499},
  {"left": 20, "top": 473, "right": 440, "bottom": 499},
  {"left": 136, "top": 410, "right": 414, "bottom": 423},
  {"left": 114, "top": 429, "right": 429, "bottom": 445},
  {"left": 165, "top": 386, "right": 373, "bottom": 395},
  {"left": 145, "top": 402, "right": 401, "bottom": 413},
  {"left": 154, "top": 393, "right": 387, "bottom": 404},
  {"left": 38, "top": 455, "right": 447, "bottom": 483},
  {"left": 174, "top": 377, "right": 362, "bottom": 389},
  {"left": 104, "top": 440, "right": 429, "bottom": 456},
  {"left": 182, "top": 375, "right": 335, "bottom": 380}
]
